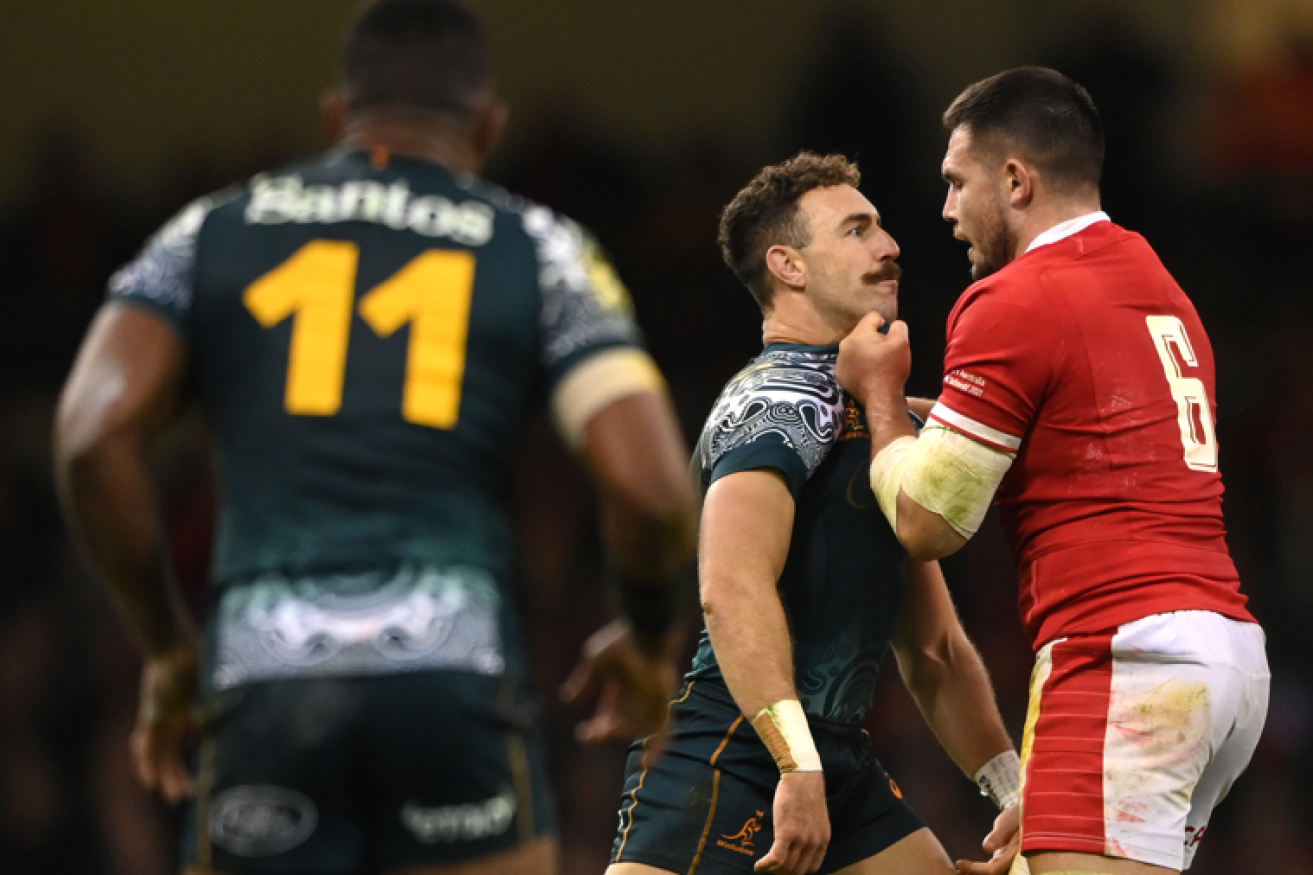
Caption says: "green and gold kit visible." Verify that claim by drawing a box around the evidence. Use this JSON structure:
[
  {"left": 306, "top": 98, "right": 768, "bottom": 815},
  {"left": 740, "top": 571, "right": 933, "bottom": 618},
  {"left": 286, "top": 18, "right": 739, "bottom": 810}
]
[
  {"left": 108, "top": 149, "right": 642, "bottom": 693},
  {"left": 688, "top": 343, "right": 913, "bottom": 724}
]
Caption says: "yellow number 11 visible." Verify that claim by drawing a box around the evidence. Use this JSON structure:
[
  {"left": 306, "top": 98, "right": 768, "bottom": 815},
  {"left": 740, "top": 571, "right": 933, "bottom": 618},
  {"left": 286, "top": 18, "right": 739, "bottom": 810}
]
[{"left": 244, "top": 241, "right": 476, "bottom": 429}]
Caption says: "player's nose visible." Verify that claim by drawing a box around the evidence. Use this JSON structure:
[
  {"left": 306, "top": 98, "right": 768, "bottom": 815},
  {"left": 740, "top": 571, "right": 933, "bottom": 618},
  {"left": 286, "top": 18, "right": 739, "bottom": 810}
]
[
  {"left": 942, "top": 187, "right": 957, "bottom": 223},
  {"left": 873, "top": 227, "right": 900, "bottom": 261}
]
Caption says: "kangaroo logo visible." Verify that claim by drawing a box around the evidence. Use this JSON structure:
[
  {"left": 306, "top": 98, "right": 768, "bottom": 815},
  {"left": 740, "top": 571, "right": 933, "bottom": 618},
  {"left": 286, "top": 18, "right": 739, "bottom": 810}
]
[{"left": 717, "top": 811, "right": 766, "bottom": 856}]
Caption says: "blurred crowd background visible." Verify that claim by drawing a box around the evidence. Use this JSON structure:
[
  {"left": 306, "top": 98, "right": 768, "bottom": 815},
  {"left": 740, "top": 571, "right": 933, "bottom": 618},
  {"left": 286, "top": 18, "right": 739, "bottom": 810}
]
[{"left": 3, "top": 0, "right": 1313, "bottom": 872}]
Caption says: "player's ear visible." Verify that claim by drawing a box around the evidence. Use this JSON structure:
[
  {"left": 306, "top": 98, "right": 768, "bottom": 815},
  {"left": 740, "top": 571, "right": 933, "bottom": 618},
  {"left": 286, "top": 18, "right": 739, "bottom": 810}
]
[
  {"left": 469, "top": 93, "right": 509, "bottom": 170},
  {"left": 1005, "top": 158, "right": 1035, "bottom": 209},
  {"left": 321, "top": 87, "right": 347, "bottom": 144},
  {"left": 765, "top": 245, "right": 806, "bottom": 292}
]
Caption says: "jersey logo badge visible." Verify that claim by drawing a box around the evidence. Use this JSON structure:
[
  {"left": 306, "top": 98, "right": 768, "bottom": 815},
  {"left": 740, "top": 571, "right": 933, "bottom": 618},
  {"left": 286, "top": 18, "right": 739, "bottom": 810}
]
[
  {"left": 945, "top": 369, "right": 986, "bottom": 398},
  {"left": 838, "top": 398, "right": 869, "bottom": 441},
  {"left": 717, "top": 810, "right": 765, "bottom": 856}
]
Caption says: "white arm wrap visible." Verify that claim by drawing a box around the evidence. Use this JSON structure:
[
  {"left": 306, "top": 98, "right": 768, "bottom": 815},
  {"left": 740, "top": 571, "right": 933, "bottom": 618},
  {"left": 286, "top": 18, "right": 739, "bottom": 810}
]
[
  {"left": 974, "top": 750, "right": 1021, "bottom": 810},
  {"left": 751, "top": 700, "right": 822, "bottom": 774},
  {"left": 868, "top": 424, "right": 1014, "bottom": 539},
  {"left": 550, "top": 348, "right": 666, "bottom": 449}
]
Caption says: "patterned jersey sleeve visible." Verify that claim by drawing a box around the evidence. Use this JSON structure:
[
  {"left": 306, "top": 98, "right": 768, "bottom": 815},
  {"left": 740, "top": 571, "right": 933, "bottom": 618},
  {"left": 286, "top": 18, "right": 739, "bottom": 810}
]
[
  {"left": 698, "top": 355, "right": 844, "bottom": 500},
  {"left": 520, "top": 205, "right": 643, "bottom": 390},
  {"left": 107, "top": 193, "right": 235, "bottom": 337},
  {"left": 931, "top": 281, "right": 1061, "bottom": 455}
]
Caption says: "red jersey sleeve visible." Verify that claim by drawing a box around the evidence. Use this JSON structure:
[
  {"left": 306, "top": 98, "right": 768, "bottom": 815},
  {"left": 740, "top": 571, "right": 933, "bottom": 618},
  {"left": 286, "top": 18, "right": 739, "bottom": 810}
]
[{"left": 932, "top": 279, "right": 1060, "bottom": 455}]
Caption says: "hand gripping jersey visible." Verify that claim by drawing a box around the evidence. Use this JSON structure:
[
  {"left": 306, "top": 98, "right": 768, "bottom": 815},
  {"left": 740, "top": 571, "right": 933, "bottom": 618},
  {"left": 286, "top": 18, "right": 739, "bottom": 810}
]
[
  {"left": 107, "top": 149, "right": 644, "bottom": 690},
  {"left": 687, "top": 344, "right": 910, "bottom": 724},
  {"left": 930, "top": 218, "right": 1254, "bottom": 647}
]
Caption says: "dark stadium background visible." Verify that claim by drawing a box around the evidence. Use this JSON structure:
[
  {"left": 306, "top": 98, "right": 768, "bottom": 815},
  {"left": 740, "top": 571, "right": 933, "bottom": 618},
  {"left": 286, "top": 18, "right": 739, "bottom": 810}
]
[{"left": 2, "top": 1, "right": 1312, "bottom": 872}]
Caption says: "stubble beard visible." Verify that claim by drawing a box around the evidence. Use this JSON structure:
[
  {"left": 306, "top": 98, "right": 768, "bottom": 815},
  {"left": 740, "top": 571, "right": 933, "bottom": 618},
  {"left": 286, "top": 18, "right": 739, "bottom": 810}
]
[{"left": 968, "top": 207, "right": 1015, "bottom": 282}]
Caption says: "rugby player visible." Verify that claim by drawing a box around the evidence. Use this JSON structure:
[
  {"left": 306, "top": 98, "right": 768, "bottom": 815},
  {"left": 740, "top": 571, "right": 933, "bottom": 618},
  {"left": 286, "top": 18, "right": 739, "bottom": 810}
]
[
  {"left": 53, "top": 2, "right": 697, "bottom": 874},
  {"left": 836, "top": 68, "right": 1269, "bottom": 875},
  {"left": 606, "top": 153, "right": 1019, "bottom": 875}
]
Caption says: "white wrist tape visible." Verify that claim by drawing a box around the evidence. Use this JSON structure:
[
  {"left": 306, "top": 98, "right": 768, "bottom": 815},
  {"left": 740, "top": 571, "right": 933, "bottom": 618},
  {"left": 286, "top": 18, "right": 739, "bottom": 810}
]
[
  {"left": 974, "top": 750, "right": 1021, "bottom": 810},
  {"left": 751, "top": 700, "right": 822, "bottom": 774},
  {"left": 869, "top": 425, "right": 1013, "bottom": 539}
]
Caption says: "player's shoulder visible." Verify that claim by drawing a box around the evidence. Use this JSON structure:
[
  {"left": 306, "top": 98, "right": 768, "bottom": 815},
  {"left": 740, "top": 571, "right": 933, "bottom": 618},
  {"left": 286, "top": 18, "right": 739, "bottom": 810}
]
[
  {"left": 949, "top": 240, "right": 1080, "bottom": 326},
  {"left": 107, "top": 185, "right": 243, "bottom": 310},
  {"left": 698, "top": 345, "right": 845, "bottom": 475},
  {"left": 490, "top": 188, "right": 611, "bottom": 279}
]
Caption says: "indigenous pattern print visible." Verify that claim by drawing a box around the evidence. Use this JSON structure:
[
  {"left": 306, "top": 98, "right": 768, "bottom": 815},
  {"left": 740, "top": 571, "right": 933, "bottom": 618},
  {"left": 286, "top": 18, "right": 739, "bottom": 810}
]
[
  {"left": 697, "top": 348, "right": 844, "bottom": 481},
  {"left": 107, "top": 192, "right": 235, "bottom": 323},
  {"left": 797, "top": 638, "right": 882, "bottom": 723},
  {"left": 686, "top": 342, "right": 910, "bottom": 725},
  {"left": 522, "top": 205, "right": 640, "bottom": 371}
]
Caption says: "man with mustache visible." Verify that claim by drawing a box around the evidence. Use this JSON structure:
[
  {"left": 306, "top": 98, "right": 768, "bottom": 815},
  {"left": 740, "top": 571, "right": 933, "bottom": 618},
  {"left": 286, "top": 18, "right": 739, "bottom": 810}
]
[
  {"left": 836, "top": 68, "right": 1268, "bottom": 875},
  {"left": 606, "top": 152, "right": 1018, "bottom": 875}
]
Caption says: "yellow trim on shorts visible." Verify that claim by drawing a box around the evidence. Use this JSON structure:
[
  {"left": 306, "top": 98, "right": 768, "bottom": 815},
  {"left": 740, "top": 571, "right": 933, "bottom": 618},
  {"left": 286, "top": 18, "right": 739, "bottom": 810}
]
[
  {"left": 506, "top": 730, "right": 534, "bottom": 842},
  {"left": 1011, "top": 650, "right": 1056, "bottom": 875},
  {"left": 615, "top": 682, "right": 697, "bottom": 862},
  {"left": 688, "top": 770, "right": 722, "bottom": 875},
  {"left": 688, "top": 714, "right": 742, "bottom": 874},
  {"left": 550, "top": 348, "right": 666, "bottom": 448}
]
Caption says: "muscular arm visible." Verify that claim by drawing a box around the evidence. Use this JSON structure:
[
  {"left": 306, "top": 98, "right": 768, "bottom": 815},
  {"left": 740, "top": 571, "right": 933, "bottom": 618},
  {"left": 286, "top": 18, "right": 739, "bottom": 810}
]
[
  {"left": 579, "top": 388, "right": 698, "bottom": 595},
  {"left": 838, "top": 315, "right": 1004, "bottom": 561},
  {"left": 698, "top": 469, "right": 796, "bottom": 716},
  {"left": 700, "top": 469, "right": 829, "bottom": 874},
  {"left": 864, "top": 395, "right": 970, "bottom": 561},
  {"left": 906, "top": 395, "right": 936, "bottom": 422},
  {"left": 54, "top": 303, "right": 194, "bottom": 654},
  {"left": 55, "top": 302, "right": 199, "bottom": 802},
  {"left": 558, "top": 375, "right": 699, "bottom": 742},
  {"left": 890, "top": 559, "right": 1013, "bottom": 777}
]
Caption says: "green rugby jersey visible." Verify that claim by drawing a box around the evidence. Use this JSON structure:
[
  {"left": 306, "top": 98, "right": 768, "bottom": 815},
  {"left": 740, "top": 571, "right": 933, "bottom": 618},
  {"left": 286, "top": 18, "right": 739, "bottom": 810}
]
[
  {"left": 688, "top": 344, "right": 912, "bottom": 725},
  {"left": 107, "top": 149, "right": 643, "bottom": 689}
]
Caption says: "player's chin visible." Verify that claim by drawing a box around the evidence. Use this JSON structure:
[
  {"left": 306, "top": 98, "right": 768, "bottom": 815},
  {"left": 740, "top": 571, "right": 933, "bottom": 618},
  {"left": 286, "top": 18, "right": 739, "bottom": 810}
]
[
  {"left": 968, "top": 253, "right": 996, "bottom": 282},
  {"left": 862, "top": 279, "right": 899, "bottom": 307}
]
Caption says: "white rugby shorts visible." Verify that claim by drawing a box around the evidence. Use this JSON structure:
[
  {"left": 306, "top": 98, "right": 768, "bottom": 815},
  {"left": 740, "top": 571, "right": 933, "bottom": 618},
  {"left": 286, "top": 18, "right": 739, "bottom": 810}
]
[{"left": 1013, "top": 610, "right": 1268, "bottom": 871}]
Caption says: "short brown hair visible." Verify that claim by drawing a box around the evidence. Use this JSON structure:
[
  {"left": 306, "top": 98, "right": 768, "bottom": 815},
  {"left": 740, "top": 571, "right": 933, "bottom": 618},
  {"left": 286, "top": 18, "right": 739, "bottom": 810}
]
[
  {"left": 718, "top": 152, "right": 861, "bottom": 310},
  {"left": 943, "top": 67, "right": 1103, "bottom": 195}
]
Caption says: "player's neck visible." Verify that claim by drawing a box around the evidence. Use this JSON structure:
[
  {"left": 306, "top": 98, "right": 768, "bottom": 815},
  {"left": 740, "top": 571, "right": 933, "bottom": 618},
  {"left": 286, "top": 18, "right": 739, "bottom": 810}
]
[
  {"left": 1012, "top": 195, "right": 1102, "bottom": 258},
  {"left": 761, "top": 296, "right": 845, "bottom": 348},
  {"left": 340, "top": 111, "right": 484, "bottom": 174}
]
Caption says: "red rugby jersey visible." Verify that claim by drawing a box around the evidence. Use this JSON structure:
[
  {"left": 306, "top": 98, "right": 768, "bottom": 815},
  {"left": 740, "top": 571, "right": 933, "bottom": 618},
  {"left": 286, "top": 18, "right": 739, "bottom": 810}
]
[{"left": 931, "top": 218, "right": 1254, "bottom": 648}]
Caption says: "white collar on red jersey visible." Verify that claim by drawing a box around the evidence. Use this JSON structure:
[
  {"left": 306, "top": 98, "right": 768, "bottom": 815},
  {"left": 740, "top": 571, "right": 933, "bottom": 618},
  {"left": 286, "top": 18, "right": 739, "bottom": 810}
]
[{"left": 1024, "top": 211, "right": 1111, "bottom": 254}]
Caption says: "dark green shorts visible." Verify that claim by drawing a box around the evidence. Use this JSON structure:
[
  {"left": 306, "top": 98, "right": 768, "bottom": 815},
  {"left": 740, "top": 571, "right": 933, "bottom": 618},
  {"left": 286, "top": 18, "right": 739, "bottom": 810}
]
[
  {"left": 610, "top": 681, "right": 923, "bottom": 874},
  {"left": 183, "top": 673, "right": 555, "bottom": 875}
]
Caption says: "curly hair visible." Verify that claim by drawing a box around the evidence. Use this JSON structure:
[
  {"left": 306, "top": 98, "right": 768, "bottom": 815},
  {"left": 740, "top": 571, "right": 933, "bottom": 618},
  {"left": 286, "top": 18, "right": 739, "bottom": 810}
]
[{"left": 718, "top": 152, "right": 861, "bottom": 310}]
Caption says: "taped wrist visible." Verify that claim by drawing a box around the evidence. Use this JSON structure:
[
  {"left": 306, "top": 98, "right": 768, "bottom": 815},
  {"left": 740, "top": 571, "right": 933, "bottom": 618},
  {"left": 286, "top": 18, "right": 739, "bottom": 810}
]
[
  {"left": 751, "top": 700, "right": 822, "bottom": 774},
  {"left": 611, "top": 570, "right": 684, "bottom": 640},
  {"left": 974, "top": 750, "right": 1021, "bottom": 810}
]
